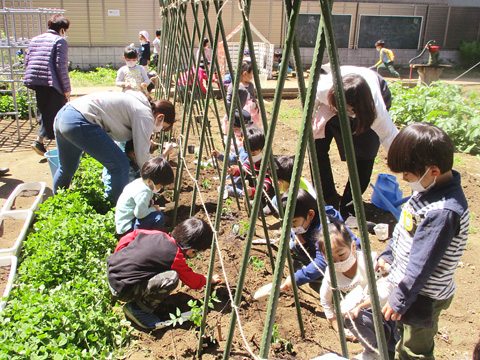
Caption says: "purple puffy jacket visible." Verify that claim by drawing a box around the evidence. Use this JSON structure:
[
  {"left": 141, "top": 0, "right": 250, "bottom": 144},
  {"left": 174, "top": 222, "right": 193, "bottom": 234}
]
[{"left": 24, "top": 30, "right": 71, "bottom": 95}]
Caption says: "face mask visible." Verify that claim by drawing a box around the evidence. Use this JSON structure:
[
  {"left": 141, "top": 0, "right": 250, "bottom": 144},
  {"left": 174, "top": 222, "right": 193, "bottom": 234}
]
[
  {"left": 408, "top": 167, "right": 436, "bottom": 193},
  {"left": 333, "top": 243, "right": 356, "bottom": 273},
  {"left": 154, "top": 117, "right": 164, "bottom": 132},
  {"left": 126, "top": 60, "right": 137, "bottom": 68},
  {"left": 292, "top": 218, "right": 309, "bottom": 235},
  {"left": 251, "top": 152, "right": 263, "bottom": 163},
  {"left": 376, "top": 48, "right": 380, "bottom": 52},
  {"left": 152, "top": 183, "right": 163, "bottom": 194},
  {"left": 60, "top": 29, "right": 68, "bottom": 40}
]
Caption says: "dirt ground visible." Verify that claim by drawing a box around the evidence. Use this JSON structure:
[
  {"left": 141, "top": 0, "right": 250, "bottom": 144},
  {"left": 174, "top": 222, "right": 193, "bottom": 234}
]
[{"left": 1, "top": 98, "right": 479, "bottom": 360}]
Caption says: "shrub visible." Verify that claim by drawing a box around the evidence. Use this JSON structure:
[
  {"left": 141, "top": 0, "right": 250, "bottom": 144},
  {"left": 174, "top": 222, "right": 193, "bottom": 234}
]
[
  {"left": 390, "top": 81, "right": 480, "bottom": 154},
  {"left": 0, "top": 191, "right": 131, "bottom": 359},
  {"left": 0, "top": 92, "right": 30, "bottom": 120},
  {"left": 459, "top": 40, "right": 480, "bottom": 68}
]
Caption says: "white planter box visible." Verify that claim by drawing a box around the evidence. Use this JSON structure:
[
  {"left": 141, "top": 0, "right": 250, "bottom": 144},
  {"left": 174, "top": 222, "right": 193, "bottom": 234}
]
[
  {"left": 0, "top": 256, "right": 17, "bottom": 313},
  {"left": 0, "top": 211, "right": 34, "bottom": 257},
  {"left": 0, "top": 182, "right": 46, "bottom": 213}
]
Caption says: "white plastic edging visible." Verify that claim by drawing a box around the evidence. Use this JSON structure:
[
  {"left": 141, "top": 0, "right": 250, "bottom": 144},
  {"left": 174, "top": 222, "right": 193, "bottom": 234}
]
[
  {"left": 0, "top": 255, "right": 18, "bottom": 313},
  {"left": 0, "top": 182, "right": 46, "bottom": 213},
  {"left": 0, "top": 211, "right": 34, "bottom": 257}
]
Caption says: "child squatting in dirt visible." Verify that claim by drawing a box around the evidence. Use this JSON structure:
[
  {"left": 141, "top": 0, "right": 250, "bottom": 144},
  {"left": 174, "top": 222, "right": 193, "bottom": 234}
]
[{"left": 107, "top": 217, "right": 221, "bottom": 330}]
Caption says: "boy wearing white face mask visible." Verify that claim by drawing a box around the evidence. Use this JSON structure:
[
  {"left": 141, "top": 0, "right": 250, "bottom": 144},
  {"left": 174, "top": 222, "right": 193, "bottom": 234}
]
[
  {"left": 227, "top": 126, "right": 273, "bottom": 199},
  {"left": 115, "top": 156, "right": 174, "bottom": 235},
  {"left": 116, "top": 46, "right": 151, "bottom": 92},
  {"left": 319, "top": 222, "right": 399, "bottom": 360},
  {"left": 280, "top": 189, "right": 360, "bottom": 293},
  {"left": 376, "top": 122, "right": 469, "bottom": 359}
]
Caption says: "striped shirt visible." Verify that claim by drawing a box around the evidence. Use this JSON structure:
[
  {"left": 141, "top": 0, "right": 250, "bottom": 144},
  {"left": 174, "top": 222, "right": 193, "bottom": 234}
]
[{"left": 381, "top": 170, "right": 469, "bottom": 314}]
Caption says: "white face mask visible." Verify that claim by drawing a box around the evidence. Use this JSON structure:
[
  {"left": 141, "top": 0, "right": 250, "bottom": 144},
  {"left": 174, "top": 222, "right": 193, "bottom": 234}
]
[
  {"left": 126, "top": 60, "right": 137, "bottom": 68},
  {"left": 251, "top": 152, "right": 263, "bottom": 163},
  {"left": 154, "top": 117, "right": 164, "bottom": 133},
  {"left": 152, "top": 184, "right": 163, "bottom": 194},
  {"left": 292, "top": 218, "right": 309, "bottom": 235},
  {"left": 333, "top": 243, "right": 356, "bottom": 273},
  {"left": 408, "top": 167, "right": 436, "bottom": 193}
]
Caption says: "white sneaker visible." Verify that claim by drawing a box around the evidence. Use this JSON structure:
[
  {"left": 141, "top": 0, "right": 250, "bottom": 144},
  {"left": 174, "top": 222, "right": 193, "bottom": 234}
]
[
  {"left": 351, "top": 350, "right": 379, "bottom": 360},
  {"left": 217, "top": 186, "right": 229, "bottom": 200}
]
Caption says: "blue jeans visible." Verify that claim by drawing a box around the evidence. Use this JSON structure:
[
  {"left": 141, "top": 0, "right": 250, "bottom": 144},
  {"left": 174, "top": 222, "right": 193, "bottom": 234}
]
[
  {"left": 53, "top": 105, "right": 130, "bottom": 203},
  {"left": 134, "top": 211, "right": 165, "bottom": 231}
]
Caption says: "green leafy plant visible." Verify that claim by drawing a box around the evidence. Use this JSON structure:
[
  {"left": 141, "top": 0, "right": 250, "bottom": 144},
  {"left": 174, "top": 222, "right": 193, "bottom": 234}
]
[
  {"left": 201, "top": 179, "right": 212, "bottom": 190},
  {"left": 69, "top": 66, "right": 117, "bottom": 87},
  {"left": 187, "top": 291, "right": 221, "bottom": 344},
  {"left": 0, "top": 191, "right": 131, "bottom": 359},
  {"left": 271, "top": 324, "right": 293, "bottom": 353},
  {"left": 459, "top": 40, "right": 480, "bottom": 68},
  {"left": 0, "top": 92, "right": 30, "bottom": 119},
  {"left": 238, "top": 220, "right": 250, "bottom": 236},
  {"left": 222, "top": 198, "right": 233, "bottom": 216},
  {"left": 71, "top": 155, "right": 113, "bottom": 214},
  {"left": 390, "top": 82, "right": 480, "bottom": 154},
  {"left": 169, "top": 307, "right": 186, "bottom": 327},
  {"left": 248, "top": 256, "right": 265, "bottom": 272}
]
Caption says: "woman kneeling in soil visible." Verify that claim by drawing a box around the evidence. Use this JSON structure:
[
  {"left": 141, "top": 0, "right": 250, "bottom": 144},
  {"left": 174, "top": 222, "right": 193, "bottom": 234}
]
[
  {"left": 313, "top": 65, "right": 398, "bottom": 220},
  {"left": 53, "top": 91, "right": 175, "bottom": 203}
]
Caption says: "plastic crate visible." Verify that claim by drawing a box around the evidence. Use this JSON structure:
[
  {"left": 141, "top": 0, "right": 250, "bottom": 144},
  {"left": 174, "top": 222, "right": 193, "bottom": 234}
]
[
  {"left": 0, "top": 255, "right": 18, "bottom": 313},
  {"left": 0, "top": 182, "right": 46, "bottom": 213},
  {"left": 0, "top": 211, "right": 34, "bottom": 257}
]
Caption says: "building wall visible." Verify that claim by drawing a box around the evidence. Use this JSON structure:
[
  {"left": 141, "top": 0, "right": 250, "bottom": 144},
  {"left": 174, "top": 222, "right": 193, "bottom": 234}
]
[{"left": 13, "top": 0, "right": 479, "bottom": 69}]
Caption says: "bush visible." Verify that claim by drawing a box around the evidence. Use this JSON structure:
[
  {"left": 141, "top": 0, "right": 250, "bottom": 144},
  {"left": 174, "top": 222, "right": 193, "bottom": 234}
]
[
  {"left": 0, "top": 92, "right": 30, "bottom": 120},
  {"left": 0, "top": 191, "right": 131, "bottom": 359},
  {"left": 69, "top": 67, "right": 117, "bottom": 87},
  {"left": 459, "top": 40, "right": 480, "bottom": 68},
  {"left": 390, "top": 81, "right": 480, "bottom": 154}
]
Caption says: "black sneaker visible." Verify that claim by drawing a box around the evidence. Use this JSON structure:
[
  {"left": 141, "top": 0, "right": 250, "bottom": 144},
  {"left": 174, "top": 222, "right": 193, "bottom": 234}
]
[
  {"left": 123, "top": 302, "right": 161, "bottom": 330},
  {"left": 31, "top": 140, "right": 47, "bottom": 156}
]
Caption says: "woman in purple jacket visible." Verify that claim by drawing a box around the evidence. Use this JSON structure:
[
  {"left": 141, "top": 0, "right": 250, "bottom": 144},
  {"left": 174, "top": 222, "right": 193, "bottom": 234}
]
[{"left": 24, "top": 14, "right": 71, "bottom": 156}]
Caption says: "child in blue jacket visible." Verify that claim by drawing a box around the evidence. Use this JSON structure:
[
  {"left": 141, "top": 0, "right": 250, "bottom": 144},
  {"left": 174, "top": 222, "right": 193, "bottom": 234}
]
[{"left": 280, "top": 189, "right": 360, "bottom": 292}]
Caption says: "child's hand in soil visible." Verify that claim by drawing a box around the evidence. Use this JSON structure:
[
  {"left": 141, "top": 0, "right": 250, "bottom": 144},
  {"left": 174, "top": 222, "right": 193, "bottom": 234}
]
[
  {"left": 211, "top": 274, "right": 222, "bottom": 284},
  {"left": 280, "top": 276, "right": 292, "bottom": 291}
]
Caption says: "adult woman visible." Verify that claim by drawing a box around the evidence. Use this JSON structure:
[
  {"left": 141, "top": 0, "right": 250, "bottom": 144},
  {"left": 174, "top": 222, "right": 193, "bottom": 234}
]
[
  {"left": 24, "top": 14, "right": 71, "bottom": 156},
  {"left": 313, "top": 65, "right": 398, "bottom": 219},
  {"left": 53, "top": 91, "right": 175, "bottom": 203}
]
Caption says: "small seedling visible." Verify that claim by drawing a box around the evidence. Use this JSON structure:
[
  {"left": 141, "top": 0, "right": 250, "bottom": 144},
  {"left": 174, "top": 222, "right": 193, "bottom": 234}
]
[
  {"left": 169, "top": 307, "right": 185, "bottom": 326},
  {"left": 248, "top": 256, "right": 264, "bottom": 272},
  {"left": 222, "top": 198, "right": 233, "bottom": 216},
  {"left": 271, "top": 324, "right": 293, "bottom": 353},
  {"left": 238, "top": 220, "right": 250, "bottom": 236},
  {"left": 188, "top": 291, "right": 221, "bottom": 345},
  {"left": 202, "top": 179, "right": 212, "bottom": 190}
]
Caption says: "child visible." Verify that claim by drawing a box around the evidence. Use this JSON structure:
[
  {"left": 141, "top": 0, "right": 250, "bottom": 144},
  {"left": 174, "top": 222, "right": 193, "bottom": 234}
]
[
  {"left": 116, "top": 46, "right": 151, "bottom": 93},
  {"left": 152, "top": 29, "right": 162, "bottom": 66},
  {"left": 227, "top": 125, "right": 272, "bottom": 199},
  {"left": 196, "top": 37, "right": 212, "bottom": 66},
  {"left": 280, "top": 189, "right": 360, "bottom": 292},
  {"left": 107, "top": 217, "right": 222, "bottom": 330},
  {"left": 265, "top": 154, "right": 316, "bottom": 214},
  {"left": 378, "top": 122, "right": 469, "bottom": 359},
  {"left": 213, "top": 109, "right": 252, "bottom": 165},
  {"left": 225, "top": 62, "right": 261, "bottom": 127},
  {"left": 115, "top": 156, "right": 174, "bottom": 235},
  {"left": 319, "top": 222, "right": 399, "bottom": 360},
  {"left": 370, "top": 40, "right": 400, "bottom": 78},
  {"left": 138, "top": 30, "right": 151, "bottom": 71}
]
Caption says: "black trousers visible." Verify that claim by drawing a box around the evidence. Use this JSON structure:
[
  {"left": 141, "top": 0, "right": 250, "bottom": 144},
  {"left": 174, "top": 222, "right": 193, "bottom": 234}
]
[
  {"left": 315, "top": 114, "right": 379, "bottom": 219},
  {"left": 35, "top": 86, "right": 67, "bottom": 140}
]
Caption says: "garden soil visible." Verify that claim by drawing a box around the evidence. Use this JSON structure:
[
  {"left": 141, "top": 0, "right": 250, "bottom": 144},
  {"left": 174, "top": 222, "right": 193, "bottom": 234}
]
[{"left": 1, "top": 99, "right": 479, "bottom": 359}]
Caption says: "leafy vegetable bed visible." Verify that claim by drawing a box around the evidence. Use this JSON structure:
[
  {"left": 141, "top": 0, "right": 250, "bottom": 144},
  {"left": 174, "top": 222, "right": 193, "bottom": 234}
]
[{"left": 0, "top": 158, "right": 131, "bottom": 359}]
